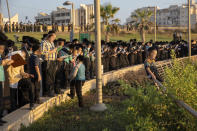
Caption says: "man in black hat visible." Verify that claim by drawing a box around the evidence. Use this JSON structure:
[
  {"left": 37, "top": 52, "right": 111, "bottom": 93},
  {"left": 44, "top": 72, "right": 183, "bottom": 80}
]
[{"left": 109, "top": 45, "right": 118, "bottom": 71}]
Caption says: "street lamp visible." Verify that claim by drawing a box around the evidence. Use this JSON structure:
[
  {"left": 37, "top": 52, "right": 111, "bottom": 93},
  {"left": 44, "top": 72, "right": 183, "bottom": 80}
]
[
  {"left": 6, "top": 0, "right": 12, "bottom": 32},
  {"left": 90, "top": 0, "right": 107, "bottom": 112},
  {"left": 63, "top": 1, "right": 75, "bottom": 42},
  {"left": 188, "top": 0, "right": 191, "bottom": 57},
  {"left": 154, "top": 6, "right": 157, "bottom": 42}
]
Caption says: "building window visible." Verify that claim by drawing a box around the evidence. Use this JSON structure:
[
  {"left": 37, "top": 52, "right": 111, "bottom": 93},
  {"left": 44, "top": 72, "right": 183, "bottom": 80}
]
[
  {"left": 56, "top": 14, "right": 61, "bottom": 17},
  {"left": 61, "top": 13, "right": 66, "bottom": 16},
  {"left": 66, "top": 13, "right": 70, "bottom": 16},
  {"left": 44, "top": 18, "right": 49, "bottom": 21},
  {"left": 66, "top": 19, "right": 70, "bottom": 23}
]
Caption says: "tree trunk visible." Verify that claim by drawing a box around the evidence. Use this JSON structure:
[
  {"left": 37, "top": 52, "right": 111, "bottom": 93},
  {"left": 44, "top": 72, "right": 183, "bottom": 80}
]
[
  {"left": 105, "top": 22, "right": 110, "bottom": 42},
  {"left": 106, "top": 31, "right": 110, "bottom": 42},
  {"left": 140, "top": 28, "right": 145, "bottom": 43}
]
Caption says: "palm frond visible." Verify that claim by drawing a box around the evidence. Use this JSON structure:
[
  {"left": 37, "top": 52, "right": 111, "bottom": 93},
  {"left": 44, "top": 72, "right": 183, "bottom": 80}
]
[{"left": 100, "top": 3, "right": 120, "bottom": 25}]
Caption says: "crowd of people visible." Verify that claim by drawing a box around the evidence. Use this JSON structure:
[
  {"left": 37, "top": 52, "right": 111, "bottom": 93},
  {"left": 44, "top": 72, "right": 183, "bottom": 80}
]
[
  {"left": 1, "top": 22, "right": 92, "bottom": 33},
  {"left": 0, "top": 30, "right": 197, "bottom": 126}
]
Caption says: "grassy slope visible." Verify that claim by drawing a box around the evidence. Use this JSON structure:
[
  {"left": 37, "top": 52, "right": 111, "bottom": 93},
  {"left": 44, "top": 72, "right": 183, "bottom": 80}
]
[
  {"left": 5, "top": 31, "right": 197, "bottom": 43},
  {"left": 20, "top": 79, "right": 197, "bottom": 131},
  {"left": 6, "top": 32, "right": 197, "bottom": 43}
]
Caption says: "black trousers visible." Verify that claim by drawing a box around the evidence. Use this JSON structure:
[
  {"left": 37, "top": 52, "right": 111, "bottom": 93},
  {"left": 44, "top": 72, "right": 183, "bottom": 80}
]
[
  {"left": 70, "top": 80, "right": 85, "bottom": 107},
  {"left": 70, "top": 80, "right": 75, "bottom": 97},
  {"left": 64, "top": 63, "right": 70, "bottom": 88},
  {"left": 18, "top": 78, "right": 34, "bottom": 106},
  {"left": 90, "top": 61, "right": 95, "bottom": 78},
  {"left": 84, "top": 58, "right": 91, "bottom": 80},
  {"left": 10, "top": 78, "right": 34, "bottom": 111},
  {"left": 42, "top": 61, "right": 57, "bottom": 96},
  {"left": 0, "top": 82, "right": 3, "bottom": 119},
  {"left": 10, "top": 88, "right": 17, "bottom": 111},
  {"left": 55, "top": 61, "right": 65, "bottom": 92},
  {"left": 109, "top": 56, "right": 117, "bottom": 71},
  {"left": 31, "top": 79, "right": 40, "bottom": 102}
]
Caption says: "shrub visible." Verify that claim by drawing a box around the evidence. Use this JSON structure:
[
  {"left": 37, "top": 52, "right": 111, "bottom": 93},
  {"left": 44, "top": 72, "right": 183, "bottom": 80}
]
[
  {"left": 164, "top": 50, "right": 197, "bottom": 110},
  {"left": 119, "top": 80, "right": 197, "bottom": 130}
]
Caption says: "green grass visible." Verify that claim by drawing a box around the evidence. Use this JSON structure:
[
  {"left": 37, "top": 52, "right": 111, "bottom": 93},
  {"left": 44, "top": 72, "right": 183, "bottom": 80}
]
[
  {"left": 5, "top": 31, "right": 197, "bottom": 50},
  {"left": 20, "top": 78, "right": 197, "bottom": 131},
  {"left": 6, "top": 31, "right": 197, "bottom": 43}
]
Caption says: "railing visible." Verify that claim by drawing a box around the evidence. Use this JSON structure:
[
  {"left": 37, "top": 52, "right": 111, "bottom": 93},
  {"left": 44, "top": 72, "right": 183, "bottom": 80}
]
[
  {"left": 154, "top": 79, "right": 197, "bottom": 118},
  {"left": 153, "top": 56, "right": 197, "bottom": 118}
]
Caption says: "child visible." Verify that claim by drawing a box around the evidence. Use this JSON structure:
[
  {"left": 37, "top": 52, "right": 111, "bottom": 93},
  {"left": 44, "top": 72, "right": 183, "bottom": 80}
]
[
  {"left": 68, "top": 55, "right": 86, "bottom": 107},
  {"left": 0, "top": 40, "right": 13, "bottom": 126},
  {"left": 7, "top": 50, "right": 33, "bottom": 111},
  {"left": 144, "top": 47, "right": 163, "bottom": 82},
  {"left": 29, "top": 44, "right": 42, "bottom": 107}
]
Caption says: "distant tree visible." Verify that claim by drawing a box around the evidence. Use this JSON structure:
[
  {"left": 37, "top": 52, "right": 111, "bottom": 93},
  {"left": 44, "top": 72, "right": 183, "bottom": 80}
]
[
  {"left": 88, "top": 14, "right": 95, "bottom": 31},
  {"left": 100, "top": 3, "right": 120, "bottom": 42},
  {"left": 131, "top": 9, "right": 153, "bottom": 42},
  {"left": 111, "top": 18, "right": 121, "bottom": 35}
]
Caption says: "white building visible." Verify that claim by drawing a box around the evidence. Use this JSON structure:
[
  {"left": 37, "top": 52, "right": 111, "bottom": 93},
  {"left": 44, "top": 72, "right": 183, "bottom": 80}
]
[
  {"left": 127, "top": 0, "right": 197, "bottom": 29},
  {"left": 3, "top": 13, "right": 19, "bottom": 24},
  {"left": 35, "top": 7, "right": 71, "bottom": 25},
  {"left": 157, "top": 5, "right": 180, "bottom": 26},
  {"left": 35, "top": 4, "right": 94, "bottom": 26},
  {"left": 77, "top": 4, "right": 94, "bottom": 26},
  {"left": 51, "top": 7, "right": 71, "bottom": 25},
  {"left": 35, "top": 13, "right": 51, "bottom": 25}
]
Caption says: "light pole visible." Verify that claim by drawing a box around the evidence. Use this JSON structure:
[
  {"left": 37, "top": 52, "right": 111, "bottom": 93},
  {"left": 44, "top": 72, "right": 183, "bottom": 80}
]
[
  {"left": 154, "top": 6, "right": 157, "bottom": 42},
  {"left": 6, "top": 0, "right": 12, "bottom": 32},
  {"left": 90, "top": 0, "right": 107, "bottom": 112},
  {"left": 63, "top": 1, "right": 75, "bottom": 41},
  {"left": 0, "top": 13, "right": 3, "bottom": 31},
  {"left": 188, "top": 0, "right": 191, "bottom": 57},
  {"left": 0, "top": 0, "right": 3, "bottom": 31}
]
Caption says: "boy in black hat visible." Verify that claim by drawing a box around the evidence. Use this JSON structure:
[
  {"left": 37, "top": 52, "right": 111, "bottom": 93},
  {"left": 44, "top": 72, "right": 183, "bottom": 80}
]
[{"left": 29, "top": 44, "right": 42, "bottom": 107}]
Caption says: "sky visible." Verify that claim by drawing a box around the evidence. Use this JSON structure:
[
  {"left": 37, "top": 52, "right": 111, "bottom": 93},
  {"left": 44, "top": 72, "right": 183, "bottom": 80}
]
[{"left": 0, "top": 0, "right": 189, "bottom": 24}]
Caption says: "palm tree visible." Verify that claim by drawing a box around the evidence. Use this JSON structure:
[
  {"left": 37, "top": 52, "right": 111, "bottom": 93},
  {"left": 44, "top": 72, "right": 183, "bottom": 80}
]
[
  {"left": 100, "top": 3, "right": 120, "bottom": 42},
  {"left": 131, "top": 9, "right": 153, "bottom": 42},
  {"left": 112, "top": 18, "right": 120, "bottom": 24},
  {"left": 87, "top": 14, "right": 95, "bottom": 32},
  {"left": 111, "top": 18, "right": 120, "bottom": 35}
]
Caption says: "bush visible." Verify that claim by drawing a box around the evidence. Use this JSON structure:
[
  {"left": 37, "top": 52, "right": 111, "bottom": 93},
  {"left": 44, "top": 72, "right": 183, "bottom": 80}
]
[
  {"left": 164, "top": 50, "right": 197, "bottom": 110},
  {"left": 119, "top": 80, "right": 197, "bottom": 130},
  {"left": 20, "top": 79, "right": 197, "bottom": 131}
]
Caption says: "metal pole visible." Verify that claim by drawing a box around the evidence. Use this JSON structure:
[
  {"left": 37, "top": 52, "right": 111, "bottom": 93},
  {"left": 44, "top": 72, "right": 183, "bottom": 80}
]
[
  {"left": 0, "top": 13, "right": 3, "bottom": 32},
  {"left": 0, "top": 0, "right": 3, "bottom": 31},
  {"left": 154, "top": 6, "right": 157, "bottom": 42},
  {"left": 188, "top": 0, "right": 191, "bottom": 57},
  {"left": 95, "top": 0, "right": 102, "bottom": 104},
  {"left": 90, "top": 0, "right": 107, "bottom": 112},
  {"left": 72, "top": 3, "right": 75, "bottom": 39},
  {"left": 6, "top": 0, "right": 12, "bottom": 32}
]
